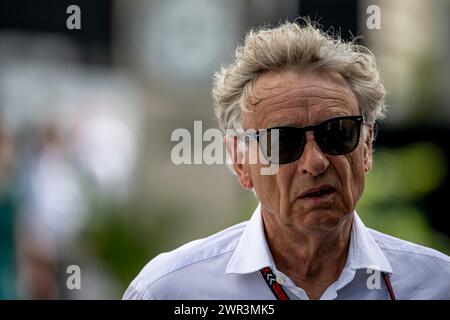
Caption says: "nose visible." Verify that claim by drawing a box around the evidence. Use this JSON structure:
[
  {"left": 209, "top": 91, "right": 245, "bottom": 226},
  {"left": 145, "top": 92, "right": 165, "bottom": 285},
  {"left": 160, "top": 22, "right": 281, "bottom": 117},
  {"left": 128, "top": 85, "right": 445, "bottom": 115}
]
[{"left": 297, "top": 131, "right": 329, "bottom": 176}]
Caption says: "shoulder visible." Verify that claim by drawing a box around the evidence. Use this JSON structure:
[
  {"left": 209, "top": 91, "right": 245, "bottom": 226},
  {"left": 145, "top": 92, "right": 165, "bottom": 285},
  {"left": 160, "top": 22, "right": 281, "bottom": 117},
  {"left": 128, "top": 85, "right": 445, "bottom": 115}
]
[
  {"left": 369, "top": 228, "right": 450, "bottom": 298},
  {"left": 123, "top": 220, "right": 248, "bottom": 299},
  {"left": 369, "top": 228, "right": 450, "bottom": 264}
]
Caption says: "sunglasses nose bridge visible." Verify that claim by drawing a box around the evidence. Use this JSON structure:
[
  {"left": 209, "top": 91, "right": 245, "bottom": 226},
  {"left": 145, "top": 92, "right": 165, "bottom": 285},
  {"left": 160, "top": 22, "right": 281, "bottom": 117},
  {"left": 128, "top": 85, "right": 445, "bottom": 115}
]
[
  {"left": 303, "top": 130, "right": 323, "bottom": 153},
  {"left": 304, "top": 129, "right": 315, "bottom": 140},
  {"left": 297, "top": 130, "right": 329, "bottom": 175}
]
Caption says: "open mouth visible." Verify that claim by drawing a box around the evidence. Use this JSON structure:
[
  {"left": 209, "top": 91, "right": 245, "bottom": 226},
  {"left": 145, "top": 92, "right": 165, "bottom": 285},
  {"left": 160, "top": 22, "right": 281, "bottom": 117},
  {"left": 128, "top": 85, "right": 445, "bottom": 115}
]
[{"left": 300, "top": 186, "right": 336, "bottom": 199}]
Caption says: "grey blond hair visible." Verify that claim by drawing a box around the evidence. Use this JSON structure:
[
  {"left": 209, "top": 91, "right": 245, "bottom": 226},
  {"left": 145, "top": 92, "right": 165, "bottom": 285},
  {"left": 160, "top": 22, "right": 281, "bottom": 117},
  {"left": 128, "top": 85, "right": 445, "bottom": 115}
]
[{"left": 212, "top": 20, "right": 387, "bottom": 134}]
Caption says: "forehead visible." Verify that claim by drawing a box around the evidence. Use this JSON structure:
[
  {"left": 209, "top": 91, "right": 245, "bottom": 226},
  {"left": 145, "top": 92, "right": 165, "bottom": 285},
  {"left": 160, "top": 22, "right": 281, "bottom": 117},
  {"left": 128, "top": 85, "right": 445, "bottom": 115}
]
[{"left": 243, "top": 69, "right": 359, "bottom": 129}]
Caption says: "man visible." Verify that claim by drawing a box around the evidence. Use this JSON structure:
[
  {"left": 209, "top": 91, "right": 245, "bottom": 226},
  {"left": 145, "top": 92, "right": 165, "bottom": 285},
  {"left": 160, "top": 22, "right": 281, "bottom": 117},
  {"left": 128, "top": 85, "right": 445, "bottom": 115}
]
[{"left": 124, "top": 21, "right": 450, "bottom": 300}]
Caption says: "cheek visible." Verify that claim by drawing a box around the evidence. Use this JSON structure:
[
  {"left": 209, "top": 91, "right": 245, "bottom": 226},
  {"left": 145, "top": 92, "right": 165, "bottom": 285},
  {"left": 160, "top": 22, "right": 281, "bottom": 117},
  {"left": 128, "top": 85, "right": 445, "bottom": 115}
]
[
  {"left": 249, "top": 165, "right": 295, "bottom": 210},
  {"left": 249, "top": 166, "right": 277, "bottom": 203},
  {"left": 340, "top": 148, "right": 366, "bottom": 203}
]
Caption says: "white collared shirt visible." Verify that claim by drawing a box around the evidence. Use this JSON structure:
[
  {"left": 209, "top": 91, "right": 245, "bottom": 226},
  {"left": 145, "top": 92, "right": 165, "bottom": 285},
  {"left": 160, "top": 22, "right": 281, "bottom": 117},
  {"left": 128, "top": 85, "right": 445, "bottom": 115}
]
[{"left": 123, "top": 204, "right": 450, "bottom": 300}]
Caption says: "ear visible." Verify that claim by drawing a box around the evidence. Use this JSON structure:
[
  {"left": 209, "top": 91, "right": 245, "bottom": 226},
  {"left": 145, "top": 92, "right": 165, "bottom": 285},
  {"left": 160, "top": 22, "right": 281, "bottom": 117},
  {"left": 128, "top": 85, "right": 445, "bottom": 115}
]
[
  {"left": 224, "top": 135, "right": 254, "bottom": 189},
  {"left": 364, "top": 126, "right": 373, "bottom": 173}
]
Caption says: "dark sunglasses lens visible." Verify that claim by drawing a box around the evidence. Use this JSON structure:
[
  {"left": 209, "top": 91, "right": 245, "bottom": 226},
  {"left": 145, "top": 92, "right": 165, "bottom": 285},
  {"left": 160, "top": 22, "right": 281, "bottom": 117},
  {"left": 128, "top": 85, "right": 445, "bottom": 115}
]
[
  {"left": 316, "top": 118, "right": 361, "bottom": 155},
  {"left": 260, "top": 127, "right": 305, "bottom": 164}
]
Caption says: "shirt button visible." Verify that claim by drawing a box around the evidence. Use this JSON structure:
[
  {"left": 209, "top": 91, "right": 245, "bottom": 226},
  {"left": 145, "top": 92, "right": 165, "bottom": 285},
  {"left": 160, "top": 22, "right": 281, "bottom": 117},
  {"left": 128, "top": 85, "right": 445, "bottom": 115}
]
[{"left": 276, "top": 276, "right": 285, "bottom": 284}]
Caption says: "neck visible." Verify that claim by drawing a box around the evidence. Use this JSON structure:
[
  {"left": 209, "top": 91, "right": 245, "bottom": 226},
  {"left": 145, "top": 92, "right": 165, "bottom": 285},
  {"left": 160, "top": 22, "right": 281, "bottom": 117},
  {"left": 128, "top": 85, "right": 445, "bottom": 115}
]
[{"left": 262, "top": 208, "right": 353, "bottom": 298}]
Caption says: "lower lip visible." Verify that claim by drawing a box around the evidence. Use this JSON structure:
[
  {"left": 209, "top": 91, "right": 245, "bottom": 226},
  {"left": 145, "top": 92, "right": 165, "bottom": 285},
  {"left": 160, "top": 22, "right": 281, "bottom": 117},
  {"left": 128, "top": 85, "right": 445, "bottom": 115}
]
[{"left": 298, "top": 191, "right": 336, "bottom": 206}]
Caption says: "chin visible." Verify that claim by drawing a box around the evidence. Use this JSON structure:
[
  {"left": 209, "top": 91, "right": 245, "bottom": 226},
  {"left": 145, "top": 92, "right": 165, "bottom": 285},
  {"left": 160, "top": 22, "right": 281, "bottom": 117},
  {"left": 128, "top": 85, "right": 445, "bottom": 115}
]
[{"left": 294, "top": 208, "right": 348, "bottom": 232}]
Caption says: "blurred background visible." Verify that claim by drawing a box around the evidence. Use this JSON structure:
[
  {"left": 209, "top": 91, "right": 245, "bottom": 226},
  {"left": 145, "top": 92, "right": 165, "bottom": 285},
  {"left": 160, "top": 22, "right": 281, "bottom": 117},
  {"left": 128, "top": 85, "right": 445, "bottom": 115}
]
[{"left": 0, "top": 0, "right": 449, "bottom": 299}]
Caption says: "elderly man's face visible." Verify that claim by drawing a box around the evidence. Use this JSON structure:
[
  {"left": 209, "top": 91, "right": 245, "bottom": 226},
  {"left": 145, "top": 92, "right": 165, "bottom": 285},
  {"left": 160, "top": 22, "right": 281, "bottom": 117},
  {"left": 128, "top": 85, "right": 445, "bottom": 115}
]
[{"left": 235, "top": 69, "right": 372, "bottom": 232}]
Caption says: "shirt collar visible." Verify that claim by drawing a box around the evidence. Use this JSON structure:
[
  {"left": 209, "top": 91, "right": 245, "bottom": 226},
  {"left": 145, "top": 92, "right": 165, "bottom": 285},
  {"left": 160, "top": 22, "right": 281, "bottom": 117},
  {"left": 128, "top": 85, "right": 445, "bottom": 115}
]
[
  {"left": 225, "top": 203, "right": 393, "bottom": 275},
  {"left": 348, "top": 213, "right": 393, "bottom": 274},
  {"left": 226, "top": 203, "right": 275, "bottom": 274}
]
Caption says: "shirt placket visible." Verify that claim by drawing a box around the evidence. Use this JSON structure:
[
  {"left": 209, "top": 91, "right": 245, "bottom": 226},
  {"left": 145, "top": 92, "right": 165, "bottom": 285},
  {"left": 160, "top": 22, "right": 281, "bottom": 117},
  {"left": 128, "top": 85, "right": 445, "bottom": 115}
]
[{"left": 271, "top": 269, "right": 310, "bottom": 300}]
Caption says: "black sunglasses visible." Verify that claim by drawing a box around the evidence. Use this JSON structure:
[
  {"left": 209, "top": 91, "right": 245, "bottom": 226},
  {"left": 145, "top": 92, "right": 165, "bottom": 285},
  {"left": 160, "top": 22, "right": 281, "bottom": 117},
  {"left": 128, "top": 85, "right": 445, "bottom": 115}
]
[{"left": 246, "top": 115, "right": 364, "bottom": 165}]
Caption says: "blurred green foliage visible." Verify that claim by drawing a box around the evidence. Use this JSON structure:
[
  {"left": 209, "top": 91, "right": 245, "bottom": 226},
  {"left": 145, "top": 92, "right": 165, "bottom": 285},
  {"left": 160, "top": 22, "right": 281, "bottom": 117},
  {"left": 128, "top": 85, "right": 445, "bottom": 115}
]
[
  {"left": 357, "top": 142, "right": 450, "bottom": 254},
  {"left": 81, "top": 200, "right": 184, "bottom": 293}
]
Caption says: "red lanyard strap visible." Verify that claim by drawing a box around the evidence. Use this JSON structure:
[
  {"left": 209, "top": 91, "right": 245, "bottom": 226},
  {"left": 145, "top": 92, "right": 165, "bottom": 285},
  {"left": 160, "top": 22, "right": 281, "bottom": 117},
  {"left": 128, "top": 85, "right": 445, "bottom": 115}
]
[
  {"left": 382, "top": 272, "right": 396, "bottom": 300},
  {"left": 260, "top": 267, "right": 289, "bottom": 300},
  {"left": 260, "top": 267, "right": 396, "bottom": 300}
]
